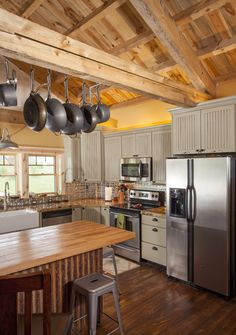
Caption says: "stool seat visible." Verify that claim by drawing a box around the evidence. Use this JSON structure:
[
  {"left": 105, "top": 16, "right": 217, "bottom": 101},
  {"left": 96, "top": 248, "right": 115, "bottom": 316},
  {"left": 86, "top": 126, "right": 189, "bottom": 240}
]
[
  {"left": 72, "top": 273, "right": 124, "bottom": 335},
  {"left": 74, "top": 272, "right": 114, "bottom": 295}
]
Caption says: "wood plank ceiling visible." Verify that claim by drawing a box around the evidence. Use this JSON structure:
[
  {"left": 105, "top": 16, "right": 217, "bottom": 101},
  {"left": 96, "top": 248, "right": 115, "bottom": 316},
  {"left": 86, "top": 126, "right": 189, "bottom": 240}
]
[{"left": 0, "top": 0, "right": 236, "bottom": 107}]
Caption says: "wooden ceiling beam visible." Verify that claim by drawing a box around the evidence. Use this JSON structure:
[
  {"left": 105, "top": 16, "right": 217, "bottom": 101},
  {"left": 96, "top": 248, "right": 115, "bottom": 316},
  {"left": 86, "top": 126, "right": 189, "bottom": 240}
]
[
  {"left": 0, "top": 8, "right": 212, "bottom": 106},
  {"left": 173, "top": 0, "right": 230, "bottom": 27},
  {"left": 21, "top": 0, "right": 46, "bottom": 19},
  {"left": 129, "top": 0, "right": 215, "bottom": 96},
  {"left": 66, "top": 0, "right": 127, "bottom": 37},
  {"left": 0, "top": 109, "right": 24, "bottom": 124}
]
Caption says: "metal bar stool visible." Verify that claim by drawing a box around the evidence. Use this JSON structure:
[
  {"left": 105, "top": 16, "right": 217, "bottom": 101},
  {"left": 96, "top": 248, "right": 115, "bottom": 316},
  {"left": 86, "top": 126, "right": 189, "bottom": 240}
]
[
  {"left": 103, "top": 246, "right": 121, "bottom": 294},
  {"left": 72, "top": 272, "right": 124, "bottom": 335}
]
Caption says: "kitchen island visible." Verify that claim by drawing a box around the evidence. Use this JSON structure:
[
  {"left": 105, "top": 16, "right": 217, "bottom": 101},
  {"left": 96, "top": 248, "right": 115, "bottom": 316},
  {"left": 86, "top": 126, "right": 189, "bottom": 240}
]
[{"left": 0, "top": 221, "right": 135, "bottom": 319}]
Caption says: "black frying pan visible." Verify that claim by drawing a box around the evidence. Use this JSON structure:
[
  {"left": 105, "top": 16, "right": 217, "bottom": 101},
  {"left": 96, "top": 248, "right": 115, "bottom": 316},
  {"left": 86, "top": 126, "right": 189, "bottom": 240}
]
[
  {"left": 45, "top": 71, "right": 67, "bottom": 133},
  {"left": 23, "top": 69, "right": 47, "bottom": 132},
  {"left": 95, "top": 85, "right": 110, "bottom": 123},
  {"left": 0, "top": 59, "right": 17, "bottom": 107},
  {"left": 81, "top": 83, "right": 99, "bottom": 133},
  {"left": 62, "top": 77, "right": 85, "bottom": 135}
]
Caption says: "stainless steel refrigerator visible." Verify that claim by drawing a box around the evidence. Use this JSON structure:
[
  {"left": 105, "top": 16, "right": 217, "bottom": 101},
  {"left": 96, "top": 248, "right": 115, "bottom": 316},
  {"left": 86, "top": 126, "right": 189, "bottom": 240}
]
[{"left": 166, "top": 156, "right": 236, "bottom": 296}]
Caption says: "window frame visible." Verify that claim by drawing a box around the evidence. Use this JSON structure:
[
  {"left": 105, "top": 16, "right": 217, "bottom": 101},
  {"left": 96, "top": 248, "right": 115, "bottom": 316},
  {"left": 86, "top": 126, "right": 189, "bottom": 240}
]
[
  {"left": 27, "top": 154, "right": 57, "bottom": 195},
  {"left": 0, "top": 152, "right": 18, "bottom": 196}
]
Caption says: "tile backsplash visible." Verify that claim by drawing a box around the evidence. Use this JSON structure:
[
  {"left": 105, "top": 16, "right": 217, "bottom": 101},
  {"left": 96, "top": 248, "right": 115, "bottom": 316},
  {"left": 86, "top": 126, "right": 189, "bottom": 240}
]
[{"left": 65, "top": 181, "right": 166, "bottom": 200}]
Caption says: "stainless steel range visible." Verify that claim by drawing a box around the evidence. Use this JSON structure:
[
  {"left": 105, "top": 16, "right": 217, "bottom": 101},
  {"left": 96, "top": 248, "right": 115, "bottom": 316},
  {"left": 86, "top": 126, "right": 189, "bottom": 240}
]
[{"left": 110, "top": 189, "right": 165, "bottom": 262}]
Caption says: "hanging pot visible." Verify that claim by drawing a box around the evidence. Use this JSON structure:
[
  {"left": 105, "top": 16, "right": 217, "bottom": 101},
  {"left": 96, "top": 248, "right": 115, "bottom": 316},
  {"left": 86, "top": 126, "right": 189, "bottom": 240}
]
[
  {"left": 61, "top": 77, "right": 85, "bottom": 135},
  {"left": 95, "top": 85, "right": 110, "bottom": 123},
  {"left": 80, "top": 82, "right": 97, "bottom": 133},
  {"left": 23, "top": 69, "right": 47, "bottom": 132},
  {"left": 82, "top": 85, "right": 100, "bottom": 133},
  {"left": 0, "top": 59, "right": 17, "bottom": 106},
  {"left": 45, "top": 70, "right": 67, "bottom": 132}
]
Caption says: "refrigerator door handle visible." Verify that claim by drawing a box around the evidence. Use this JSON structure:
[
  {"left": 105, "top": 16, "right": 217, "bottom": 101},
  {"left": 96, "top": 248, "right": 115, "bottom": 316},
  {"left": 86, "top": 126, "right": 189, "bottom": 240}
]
[
  {"left": 186, "top": 186, "right": 191, "bottom": 221},
  {"left": 191, "top": 187, "right": 196, "bottom": 221}
]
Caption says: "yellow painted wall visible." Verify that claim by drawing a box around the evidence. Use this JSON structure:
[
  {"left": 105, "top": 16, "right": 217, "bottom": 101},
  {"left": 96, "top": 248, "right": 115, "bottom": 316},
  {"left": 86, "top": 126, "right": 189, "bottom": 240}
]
[
  {"left": 110, "top": 98, "right": 173, "bottom": 130},
  {"left": 0, "top": 123, "right": 64, "bottom": 148},
  {"left": 216, "top": 81, "right": 236, "bottom": 97}
]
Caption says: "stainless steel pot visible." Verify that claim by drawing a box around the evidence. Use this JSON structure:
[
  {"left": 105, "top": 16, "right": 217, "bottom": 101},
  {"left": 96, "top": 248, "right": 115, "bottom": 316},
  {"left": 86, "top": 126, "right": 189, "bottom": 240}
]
[{"left": 0, "top": 59, "right": 17, "bottom": 106}]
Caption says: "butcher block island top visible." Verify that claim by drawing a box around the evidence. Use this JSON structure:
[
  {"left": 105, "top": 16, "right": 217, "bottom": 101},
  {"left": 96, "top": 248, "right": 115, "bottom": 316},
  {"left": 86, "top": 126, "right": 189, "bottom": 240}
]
[{"left": 0, "top": 220, "right": 135, "bottom": 276}]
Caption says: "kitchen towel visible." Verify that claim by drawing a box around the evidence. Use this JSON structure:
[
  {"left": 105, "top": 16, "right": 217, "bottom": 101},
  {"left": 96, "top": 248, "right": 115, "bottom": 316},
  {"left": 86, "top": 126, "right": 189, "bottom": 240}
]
[{"left": 117, "top": 213, "right": 126, "bottom": 229}]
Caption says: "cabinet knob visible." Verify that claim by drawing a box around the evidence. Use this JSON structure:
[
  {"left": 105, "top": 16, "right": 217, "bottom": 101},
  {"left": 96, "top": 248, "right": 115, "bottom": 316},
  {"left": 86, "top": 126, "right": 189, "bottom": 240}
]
[
  {"left": 152, "top": 228, "right": 158, "bottom": 232},
  {"left": 196, "top": 149, "right": 200, "bottom": 152},
  {"left": 152, "top": 218, "right": 158, "bottom": 222},
  {"left": 152, "top": 246, "right": 158, "bottom": 251}
]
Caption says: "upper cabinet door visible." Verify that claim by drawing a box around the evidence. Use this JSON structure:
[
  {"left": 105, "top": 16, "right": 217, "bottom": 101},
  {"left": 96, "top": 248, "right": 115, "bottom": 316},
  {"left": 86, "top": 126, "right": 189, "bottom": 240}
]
[
  {"left": 172, "top": 111, "right": 201, "bottom": 155},
  {"left": 104, "top": 136, "right": 121, "bottom": 181},
  {"left": 135, "top": 132, "right": 152, "bottom": 157},
  {"left": 152, "top": 127, "right": 171, "bottom": 183},
  {"left": 81, "top": 131, "right": 103, "bottom": 182},
  {"left": 201, "top": 105, "right": 236, "bottom": 153},
  {"left": 63, "top": 136, "right": 81, "bottom": 183},
  {"left": 121, "top": 134, "right": 135, "bottom": 157}
]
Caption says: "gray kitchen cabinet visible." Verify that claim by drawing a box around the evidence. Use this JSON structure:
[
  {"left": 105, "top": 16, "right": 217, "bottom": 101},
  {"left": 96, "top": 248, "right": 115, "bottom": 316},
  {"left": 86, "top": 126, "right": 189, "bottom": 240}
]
[
  {"left": 101, "top": 206, "right": 110, "bottom": 226},
  {"left": 152, "top": 126, "right": 171, "bottom": 183},
  {"left": 81, "top": 206, "right": 101, "bottom": 223},
  {"left": 81, "top": 131, "right": 103, "bottom": 182},
  {"left": 104, "top": 136, "right": 121, "bottom": 181},
  {"left": 170, "top": 96, "right": 236, "bottom": 155},
  {"left": 72, "top": 207, "right": 82, "bottom": 221},
  {"left": 63, "top": 136, "right": 81, "bottom": 182},
  {"left": 141, "top": 214, "right": 166, "bottom": 266},
  {"left": 121, "top": 132, "right": 151, "bottom": 157}
]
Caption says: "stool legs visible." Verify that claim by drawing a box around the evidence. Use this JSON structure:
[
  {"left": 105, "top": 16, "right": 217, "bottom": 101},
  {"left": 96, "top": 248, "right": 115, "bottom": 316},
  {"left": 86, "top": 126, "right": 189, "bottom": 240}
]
[
  {"left": 111, "top": 251, "right": 121, "bottom": 294},
  {"left": 112, "top": 286, "right": 124, "bottom": 335},
  {"left": 88, "top": 295, "right": 98, "bottom": 335}
]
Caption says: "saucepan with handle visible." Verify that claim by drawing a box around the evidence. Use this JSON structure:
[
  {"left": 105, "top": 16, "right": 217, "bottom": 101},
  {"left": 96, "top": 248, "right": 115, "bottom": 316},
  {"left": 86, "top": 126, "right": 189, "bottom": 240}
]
[
  {"left": 95, "top": 85, "right": 110, "bottom": 123},
  {"left": 0, "top": 59, "right": 17, "bottom": 106},
  {"left": 45, "top": 70, "right": 67, "bottom": 133},
  {"left": 61, "top": 77, "right": 85, "bottom": 135},
  {"left": 80, "top": 82, "right": 99, "bottom": 133}
]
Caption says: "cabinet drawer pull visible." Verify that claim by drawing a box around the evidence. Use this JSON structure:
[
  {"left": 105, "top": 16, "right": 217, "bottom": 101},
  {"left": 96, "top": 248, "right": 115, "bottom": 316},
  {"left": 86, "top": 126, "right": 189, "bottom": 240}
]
[
  {"left": 152, "top": 228, "right": 158, "bottom": 232},
  {"left": 152, "top": 218, "right": 158, "bottom": 222},
  {"left": 152, "top": 246, "right": 158, "bottom": 251}
]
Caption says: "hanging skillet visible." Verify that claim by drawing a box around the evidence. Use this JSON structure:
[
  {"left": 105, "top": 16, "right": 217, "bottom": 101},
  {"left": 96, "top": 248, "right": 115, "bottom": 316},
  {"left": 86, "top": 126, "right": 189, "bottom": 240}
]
[
  {"left": 61, "top": 77, "right": 85, "bottom": 135},
  {"left": 23, "top": 69, "right": 47, "bottom": 132},
  {"left": 95, "top": 85, "right": 110, "bottom": 123},
  {"left": 81, "top": 83, "right": 99, "bottom": 133},
  {"left": 45, "top": 70, "right": 67, "bottom": 133}
]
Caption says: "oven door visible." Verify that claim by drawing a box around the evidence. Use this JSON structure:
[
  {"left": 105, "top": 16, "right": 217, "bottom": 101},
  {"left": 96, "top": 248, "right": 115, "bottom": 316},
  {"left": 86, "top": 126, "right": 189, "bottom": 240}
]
[
  {"left": 110, "top": 210, "right": 140, "bottom": 248},
  {"left": 120, "top": 157, "right": 152, "bottom": 182}
]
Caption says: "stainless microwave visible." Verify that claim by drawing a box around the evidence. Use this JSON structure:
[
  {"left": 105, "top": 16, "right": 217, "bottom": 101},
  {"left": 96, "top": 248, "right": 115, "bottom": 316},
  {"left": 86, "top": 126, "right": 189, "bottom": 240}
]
[{"left": 120, "top": 157, "right": 152, "bottom": 182}]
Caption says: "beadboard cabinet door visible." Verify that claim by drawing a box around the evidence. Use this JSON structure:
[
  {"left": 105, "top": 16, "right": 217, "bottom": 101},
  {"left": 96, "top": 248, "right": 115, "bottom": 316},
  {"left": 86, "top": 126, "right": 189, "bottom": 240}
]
[
  {"left": 104, "top": 136, "right": 121, "bottom": 181},
  {"left": 152, "top": 127, "right": 171, "bottom": 183},
  {"left": 201, "top": 105, "right": 236, "bottom": 153},
  {"left": 121, "top": 132, "right": 151, "bottom": 157},
  {"left": 63, "top": 136, "right": 81, "bottom": 182},
  {"left": 81, "top": 206, "right": 101, "bottom": 223},
  {"left": 172, "top": 111, "right": 201, "bottom": 155},
  {"left": 121, "top": 134, "right": 135, "bottom": 157},
  {"left": 81, "top": 131, "right": 103, "bottom": 182},
  {"left": 72, "top": 207, "right": 82, "bottom": 221}
]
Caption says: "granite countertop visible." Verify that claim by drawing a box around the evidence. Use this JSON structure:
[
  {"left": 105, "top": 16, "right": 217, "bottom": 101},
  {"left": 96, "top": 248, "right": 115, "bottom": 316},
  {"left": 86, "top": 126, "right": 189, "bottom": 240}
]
[
  {"left": 141, "top": 206, "right": 166, "bottom": 217},
  {"left": 0, "top": 221, "right": 135, "bottom": 276},
  {"left": 0, "top": 199, "right": 119, "bottom": 213}
]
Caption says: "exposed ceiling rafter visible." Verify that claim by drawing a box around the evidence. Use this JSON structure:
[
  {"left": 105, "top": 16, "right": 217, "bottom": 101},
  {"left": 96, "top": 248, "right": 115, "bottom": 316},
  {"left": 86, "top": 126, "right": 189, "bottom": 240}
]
[
  {"left": 129, "top": 0, "right": 215, "bottom": 96},
  {"left": 21, "top": 0, "right": 46, "bottom": 19}
]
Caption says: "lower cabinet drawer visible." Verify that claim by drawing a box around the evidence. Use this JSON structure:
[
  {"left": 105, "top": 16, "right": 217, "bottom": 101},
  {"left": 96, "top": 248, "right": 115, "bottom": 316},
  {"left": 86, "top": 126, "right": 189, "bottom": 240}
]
[
  {"left": 142, "top": 241, "right": 166, "bottom": 266},
  {"left": 142, "top": 214, "right": 166, "bottom": 228},
  {"left": 142, "top": 224, "right": 166, "bottom": 247}
]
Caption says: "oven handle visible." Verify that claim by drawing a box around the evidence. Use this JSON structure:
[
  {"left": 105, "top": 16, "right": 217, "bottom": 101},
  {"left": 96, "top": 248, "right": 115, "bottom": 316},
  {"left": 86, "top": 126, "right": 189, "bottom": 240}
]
[
  {"left": 139, "top": 160, "right": 142, "bottom": 179},
  {"left": 110, "top": 211, "right": 139, "bottom": 219},
  {"left": 114, "top": 244, "right": 137, "bottom": 252}
]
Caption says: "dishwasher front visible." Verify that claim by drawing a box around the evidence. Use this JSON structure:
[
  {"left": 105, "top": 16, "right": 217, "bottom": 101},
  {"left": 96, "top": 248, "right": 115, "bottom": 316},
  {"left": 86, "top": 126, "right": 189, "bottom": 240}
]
[{"left": 41, "top": 208, "right": 72, "bottom": 227}]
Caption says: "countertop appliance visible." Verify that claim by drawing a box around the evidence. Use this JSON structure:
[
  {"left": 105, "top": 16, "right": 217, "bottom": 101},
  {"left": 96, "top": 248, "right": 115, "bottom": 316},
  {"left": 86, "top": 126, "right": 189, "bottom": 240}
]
[
  {"left": 166, "top": 156, "right": 236, "bottom": 296},
  {"left": 41, "top": 208, "right": 72, "bottom": 227},
  {"left": 120, "top": 157, "right": 152, "bottom": 182},
  {"left": 110, "top": 189, "right": 165, "bottom": 262}
]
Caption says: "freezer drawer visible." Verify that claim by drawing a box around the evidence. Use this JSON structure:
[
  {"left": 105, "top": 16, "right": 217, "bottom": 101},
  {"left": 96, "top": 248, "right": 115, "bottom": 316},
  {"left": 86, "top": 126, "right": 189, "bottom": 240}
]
[{"left": 167, "top": 219, "right": 188, "bottom": 281}]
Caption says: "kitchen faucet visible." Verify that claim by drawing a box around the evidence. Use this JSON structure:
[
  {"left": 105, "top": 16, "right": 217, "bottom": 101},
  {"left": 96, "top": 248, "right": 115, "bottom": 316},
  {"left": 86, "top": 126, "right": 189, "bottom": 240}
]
[{"left": 4, "top": 181, "right": 10, "bottom": 210}]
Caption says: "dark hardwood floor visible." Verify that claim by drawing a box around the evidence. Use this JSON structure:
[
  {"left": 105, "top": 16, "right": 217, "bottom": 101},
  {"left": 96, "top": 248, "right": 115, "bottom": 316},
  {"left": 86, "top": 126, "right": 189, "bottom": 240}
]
[{"left": 93, "top": 262, "right": 236, "bottom": 335}]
